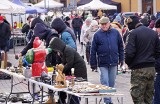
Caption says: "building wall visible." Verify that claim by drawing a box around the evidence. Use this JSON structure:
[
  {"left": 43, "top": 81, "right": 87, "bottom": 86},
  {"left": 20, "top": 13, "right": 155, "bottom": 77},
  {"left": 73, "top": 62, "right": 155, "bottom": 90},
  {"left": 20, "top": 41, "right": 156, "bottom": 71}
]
[
  {"left": 157, "top": 0, "right": 160, "bottom": 12},
  {"left": 113, "top": 0, "right": 160, "bottom": 13},
  {"left": 131, "top": 0, "right": 138, "bottom": 12}
]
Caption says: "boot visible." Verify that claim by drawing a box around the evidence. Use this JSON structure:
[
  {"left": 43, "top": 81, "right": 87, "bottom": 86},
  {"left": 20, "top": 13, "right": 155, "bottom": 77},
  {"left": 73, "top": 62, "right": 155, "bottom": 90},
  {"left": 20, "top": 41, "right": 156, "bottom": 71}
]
[{"left": 45, "top": 96, "right": 56, "bottom": 104}]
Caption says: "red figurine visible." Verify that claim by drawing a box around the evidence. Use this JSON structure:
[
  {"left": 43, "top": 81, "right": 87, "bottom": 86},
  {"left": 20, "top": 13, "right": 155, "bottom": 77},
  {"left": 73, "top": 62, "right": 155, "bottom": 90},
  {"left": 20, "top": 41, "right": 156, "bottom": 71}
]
[{"left": 26, "top": 37, "right": 52, "bottom": 77}]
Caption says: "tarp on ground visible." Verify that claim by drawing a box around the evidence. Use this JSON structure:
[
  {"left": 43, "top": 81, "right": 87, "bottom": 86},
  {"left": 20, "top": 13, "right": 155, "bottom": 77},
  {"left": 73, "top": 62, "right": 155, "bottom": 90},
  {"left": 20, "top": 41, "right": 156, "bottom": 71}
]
[
  {"left": 77, "top": 0, "right": 117, "bottom": 10},
  {"left": 34, "top": 0, "right": 64, "bottom": 9},
  {"left": 12, "top": 0, "right": 47, "bottom": 14},
  {"left": 0, "top": 0, "right": 25, "bottom": 14}
]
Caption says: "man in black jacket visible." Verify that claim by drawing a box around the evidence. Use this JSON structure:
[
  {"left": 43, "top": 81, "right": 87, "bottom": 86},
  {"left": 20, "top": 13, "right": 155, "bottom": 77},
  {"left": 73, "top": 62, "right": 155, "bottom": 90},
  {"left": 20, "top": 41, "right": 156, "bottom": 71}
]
[
  {"left": 0, "top": 16, "right": 11, "bottom": 68},
  {"left": 125, "top": 16, "right": 160, "bottom": 104},
  {"left": 71, "top": 14, "right": 83, "bottom": 43}
]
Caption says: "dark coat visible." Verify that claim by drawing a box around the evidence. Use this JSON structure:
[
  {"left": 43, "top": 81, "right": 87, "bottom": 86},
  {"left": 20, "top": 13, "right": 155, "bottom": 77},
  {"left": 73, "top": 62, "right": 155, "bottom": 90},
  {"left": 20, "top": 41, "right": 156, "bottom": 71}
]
[
  {"left": 0, "top": 22, "right": 11, "bottom": 47},
  {"left": 21, "top": 23, "right": 59, "bottom": 55},
  {"left": 125, "top": 25, "right": 160, "bottom": 69},
  {"left": 49, "top": 38, "right": 87, "bottom": 80},
  {"left": 72, "top": 17, "right": 83, "bottom": 28},
  {"left": 90, "top": 28, "right": 124, "bottom": 68},
  {"left": 22, "top": 23, "right": 30, "bottom": 35}
]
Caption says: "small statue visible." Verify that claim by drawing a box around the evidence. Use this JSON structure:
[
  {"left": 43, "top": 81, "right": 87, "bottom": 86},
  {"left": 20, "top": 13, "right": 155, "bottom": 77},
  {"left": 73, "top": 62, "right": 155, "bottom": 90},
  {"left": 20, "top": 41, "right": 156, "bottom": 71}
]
[
  {"left": 25, "top": 37, "right": 52, "bottom": 77},
  {"left": 55, "top": 64, "right": 67, "bottom": 88}
]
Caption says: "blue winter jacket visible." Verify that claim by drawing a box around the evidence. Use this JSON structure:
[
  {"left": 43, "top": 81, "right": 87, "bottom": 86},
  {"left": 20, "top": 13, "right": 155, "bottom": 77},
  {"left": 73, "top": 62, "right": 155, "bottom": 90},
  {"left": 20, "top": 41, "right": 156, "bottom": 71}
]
[
  {"left": 61, "top": 32, "right": 77, "bottom": 49},
  {"left": 90, "top": 28, "right": 124, "bottom": 67}
]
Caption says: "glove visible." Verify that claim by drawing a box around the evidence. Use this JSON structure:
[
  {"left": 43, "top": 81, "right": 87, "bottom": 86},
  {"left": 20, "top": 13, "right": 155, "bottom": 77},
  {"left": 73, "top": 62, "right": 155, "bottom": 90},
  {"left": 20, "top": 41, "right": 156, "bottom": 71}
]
[{"left": 119, "top": 61, "right": 124, "bottom": 67}]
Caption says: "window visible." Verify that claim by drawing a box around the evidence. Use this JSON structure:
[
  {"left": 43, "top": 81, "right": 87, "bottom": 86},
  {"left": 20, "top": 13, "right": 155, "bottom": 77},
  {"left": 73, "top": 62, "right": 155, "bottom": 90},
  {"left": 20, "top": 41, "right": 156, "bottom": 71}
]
[{"left": 142, "top": 0, "right": 153, "bottom": 14}]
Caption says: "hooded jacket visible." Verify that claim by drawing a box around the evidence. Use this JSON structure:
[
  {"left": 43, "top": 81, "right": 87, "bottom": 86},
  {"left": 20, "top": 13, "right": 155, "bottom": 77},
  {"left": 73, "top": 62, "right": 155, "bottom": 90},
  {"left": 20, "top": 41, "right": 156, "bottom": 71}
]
[
  {"left": 51, "top": 18, "right": 77, "bottom": 49},
  {"left": 49, "top": 38, "right": 87, "bottom": 79},
  {"left": 21, "top": 23, "right": 59, "bottom": 56}
]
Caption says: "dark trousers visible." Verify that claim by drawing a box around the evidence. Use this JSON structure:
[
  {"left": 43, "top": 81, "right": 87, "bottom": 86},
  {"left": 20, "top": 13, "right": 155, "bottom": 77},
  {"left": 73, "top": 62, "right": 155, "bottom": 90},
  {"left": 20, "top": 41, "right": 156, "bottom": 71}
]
[
  {"left": 73, "top": 28, "right": 81, "bottom": 43},
  {"left": 59, "top": 92, "right": 80, "bottom": 104},
  {"left": 153, "top": 74, "right": 160, "bottom": 104}
]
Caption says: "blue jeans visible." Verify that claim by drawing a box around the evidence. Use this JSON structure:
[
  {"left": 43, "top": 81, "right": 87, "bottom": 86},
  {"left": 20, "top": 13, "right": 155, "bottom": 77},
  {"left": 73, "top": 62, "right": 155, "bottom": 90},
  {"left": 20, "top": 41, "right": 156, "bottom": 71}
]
[
  {"left": 99, "top": 66, "right": 117, "bottom": 103},
  {"left": 153, "top": 74, "right": 160, "bottom": 104}
]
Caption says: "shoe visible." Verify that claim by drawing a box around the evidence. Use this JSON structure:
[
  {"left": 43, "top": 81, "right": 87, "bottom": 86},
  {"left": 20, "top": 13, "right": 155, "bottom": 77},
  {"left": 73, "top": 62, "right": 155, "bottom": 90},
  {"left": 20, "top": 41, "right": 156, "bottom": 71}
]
[{"left": 94, "top": 69, "right": 98, "bottom": 72}]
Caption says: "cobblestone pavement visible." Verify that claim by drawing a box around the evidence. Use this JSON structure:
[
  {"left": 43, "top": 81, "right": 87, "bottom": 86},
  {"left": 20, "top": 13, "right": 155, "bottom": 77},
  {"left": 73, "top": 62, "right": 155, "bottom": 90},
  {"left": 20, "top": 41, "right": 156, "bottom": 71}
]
[{"left": 0, "top": 44, "right": 133, "bottom": 104}]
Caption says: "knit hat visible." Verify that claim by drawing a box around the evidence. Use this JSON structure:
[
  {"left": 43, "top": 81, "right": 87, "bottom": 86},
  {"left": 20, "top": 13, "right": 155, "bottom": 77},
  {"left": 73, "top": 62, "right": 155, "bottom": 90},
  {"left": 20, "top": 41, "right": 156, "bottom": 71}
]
[
  {"left": 126, "top": 16, "right": 140, "bottom": 30},
  {"left": 155, "top": 18, "right": 160, "bottom": 28},
  {"left": 99, "top": 17, "right": 110, "bottom": 24},
  {"left": 33, "top": 37, "right": 42, "bottom": 48},
  {"left": 91, "top": 20, "right": 98, "bottom": 26},
  {"left": 0, "top": 16, "right": 4, "bottom": 21},
  {"left": 85, "top": 17, "right": 92, "bottom": 23}
]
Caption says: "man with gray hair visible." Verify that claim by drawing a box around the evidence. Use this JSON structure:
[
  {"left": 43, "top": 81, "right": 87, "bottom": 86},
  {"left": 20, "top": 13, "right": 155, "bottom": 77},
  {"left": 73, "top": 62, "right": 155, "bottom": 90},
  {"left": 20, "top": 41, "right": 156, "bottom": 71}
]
[{"left": 90, "top": 17, "right": 124, "bottom": 104}]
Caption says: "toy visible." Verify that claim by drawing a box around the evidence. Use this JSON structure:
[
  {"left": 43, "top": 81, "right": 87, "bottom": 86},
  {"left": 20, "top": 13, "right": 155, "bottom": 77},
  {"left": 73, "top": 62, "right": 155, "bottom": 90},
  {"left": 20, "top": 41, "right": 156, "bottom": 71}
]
[
  {"left": 25, "top": 37, "right": 52, "bottom": 77},
  {"left": 55, "top": 64, "right": 67, "bottom": 88}
]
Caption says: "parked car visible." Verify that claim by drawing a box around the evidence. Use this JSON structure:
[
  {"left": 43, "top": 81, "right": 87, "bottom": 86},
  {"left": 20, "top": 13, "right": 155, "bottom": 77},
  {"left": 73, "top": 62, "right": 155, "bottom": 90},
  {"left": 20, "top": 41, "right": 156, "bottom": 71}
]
[{"left": 122, "top": 12, "right": 139, "bottom": 18}]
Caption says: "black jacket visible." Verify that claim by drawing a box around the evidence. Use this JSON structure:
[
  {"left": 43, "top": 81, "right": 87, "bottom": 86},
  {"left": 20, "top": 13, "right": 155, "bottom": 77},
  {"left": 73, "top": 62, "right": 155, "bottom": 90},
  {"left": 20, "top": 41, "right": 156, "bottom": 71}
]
[
  {"left": 125, "top": 25, "right": 160, "bottom": 69},
  {"left": 71, "top": 18, "right": 83, "bottom": 28},
  {"left": 49, "top": 38, "right": 87, "bottom": 80},
  {"left": 21, "top": 23, "right": 59, "bottom": 56},
  {"left": 0, "top": 22, "right": 11, "bottom": 47}
]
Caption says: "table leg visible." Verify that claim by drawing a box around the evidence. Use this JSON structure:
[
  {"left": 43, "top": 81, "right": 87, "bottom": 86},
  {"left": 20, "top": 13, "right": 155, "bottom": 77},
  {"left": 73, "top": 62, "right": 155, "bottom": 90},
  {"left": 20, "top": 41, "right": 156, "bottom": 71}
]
[
  {"left": 85, "top": 98, "right": 88, "bottom": 104},
  {"left": 95, "top": 98, "right": 97, "bottom": 104},
  {"left": 121, "top": 97, "right": 123, "bottom": 104},
  {"left": 32, "top": 83, "right": 35, "bottom": 104},
  {"left": 41, "top": 86, "right": 43, "bottom": 103},
  {"left": 5, "top": 75, "right": 14, "bottom": 103}
]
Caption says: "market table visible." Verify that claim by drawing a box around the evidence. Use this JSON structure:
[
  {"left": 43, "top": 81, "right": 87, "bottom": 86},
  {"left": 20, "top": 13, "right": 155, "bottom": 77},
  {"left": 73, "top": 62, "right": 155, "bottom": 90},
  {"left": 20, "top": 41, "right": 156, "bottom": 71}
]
[
  {"left": 0, "top": 69, "right": 33, "bottom": 103},
  {"left": 0, "top": 69, "right": 124, "bottom": 104}
]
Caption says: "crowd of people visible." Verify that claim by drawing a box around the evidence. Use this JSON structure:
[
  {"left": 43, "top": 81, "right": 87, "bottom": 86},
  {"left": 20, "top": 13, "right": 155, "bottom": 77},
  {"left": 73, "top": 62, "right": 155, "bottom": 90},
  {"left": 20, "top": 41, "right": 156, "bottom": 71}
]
[{"left": 0, "top": 10, "right": 160, "bottom": 104}]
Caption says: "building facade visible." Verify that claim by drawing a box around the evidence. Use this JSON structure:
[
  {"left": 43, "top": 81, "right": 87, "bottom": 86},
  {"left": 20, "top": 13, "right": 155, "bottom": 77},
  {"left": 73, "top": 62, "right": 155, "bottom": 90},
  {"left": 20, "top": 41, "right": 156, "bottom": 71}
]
[{"left": 112, "top": 0, "right": 160, "bottom": 14}]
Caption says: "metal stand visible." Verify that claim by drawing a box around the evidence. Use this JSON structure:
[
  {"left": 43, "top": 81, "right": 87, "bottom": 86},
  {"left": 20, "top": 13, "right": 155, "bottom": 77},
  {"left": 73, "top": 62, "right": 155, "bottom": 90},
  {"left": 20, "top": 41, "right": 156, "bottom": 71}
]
[{"left": 5, "top": 75, "right": 33, "bottom": 104}]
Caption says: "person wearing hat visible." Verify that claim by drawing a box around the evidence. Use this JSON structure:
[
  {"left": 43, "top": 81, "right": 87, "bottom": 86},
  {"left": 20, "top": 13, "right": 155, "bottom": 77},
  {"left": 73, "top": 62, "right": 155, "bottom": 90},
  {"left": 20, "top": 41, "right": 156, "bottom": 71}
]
[
  {"left": 84, "top": 20, "right": 99, "bottom": 69},
  {"left": 90, "top": 17, "right": 124, "bottom": 104},
  {"left": 64, "top": 16, "right": 71, "bottom": 27},
  {"left": 22, "top": 15, "right": 34, "bottom": 36},
  {"left": 125, "top": 16, "right": 160, "bottom": 104},
  {"left": 71, "top": 14, "right": 83, "bottom": 43},
  {"left": 80, "top": 17, "right": 92, "bottom": 59},
  {"left": 153, "top": 18, "right": 160, "bottom": 104},
  {"left": 0, "top": 16, "right": 11, "bottom": 68},
  {"left": 49, "top": 37, "right": 87, "bottom": 104}
]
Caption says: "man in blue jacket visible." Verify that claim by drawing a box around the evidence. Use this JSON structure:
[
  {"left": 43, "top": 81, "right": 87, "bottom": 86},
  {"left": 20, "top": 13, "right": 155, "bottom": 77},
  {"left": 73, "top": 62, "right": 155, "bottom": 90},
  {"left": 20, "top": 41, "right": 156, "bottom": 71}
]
[{"left": 90, "top": 17, "right": 124, "bottom": 104}]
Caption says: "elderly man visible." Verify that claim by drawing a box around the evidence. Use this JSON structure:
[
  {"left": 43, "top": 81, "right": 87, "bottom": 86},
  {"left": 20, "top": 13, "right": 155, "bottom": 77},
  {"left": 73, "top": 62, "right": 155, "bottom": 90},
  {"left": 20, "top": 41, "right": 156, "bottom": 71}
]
[{"left": 90, "top": 17, "right": 124, "bottom": 104}]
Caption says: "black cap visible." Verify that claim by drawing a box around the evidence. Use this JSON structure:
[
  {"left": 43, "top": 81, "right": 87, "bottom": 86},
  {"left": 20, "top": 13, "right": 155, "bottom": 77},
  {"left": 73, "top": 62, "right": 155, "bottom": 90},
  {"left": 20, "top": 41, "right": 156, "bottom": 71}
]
[
  {"left": 155, "top": 18, "right": 160, "bottom": 28},
  {"left": 126, "top": 16, "right": 140, "bottom": 30}
]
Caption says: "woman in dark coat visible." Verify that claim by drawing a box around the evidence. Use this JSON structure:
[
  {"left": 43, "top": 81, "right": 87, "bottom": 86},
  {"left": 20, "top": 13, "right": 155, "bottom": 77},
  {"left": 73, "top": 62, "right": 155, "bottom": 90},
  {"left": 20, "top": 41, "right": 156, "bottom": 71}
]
[
  {"left": 49, "top": 37, "right": 87, "bottom": 79},
  {"left": 49, "top": 37, "right": 87, "bottom": 104}
]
